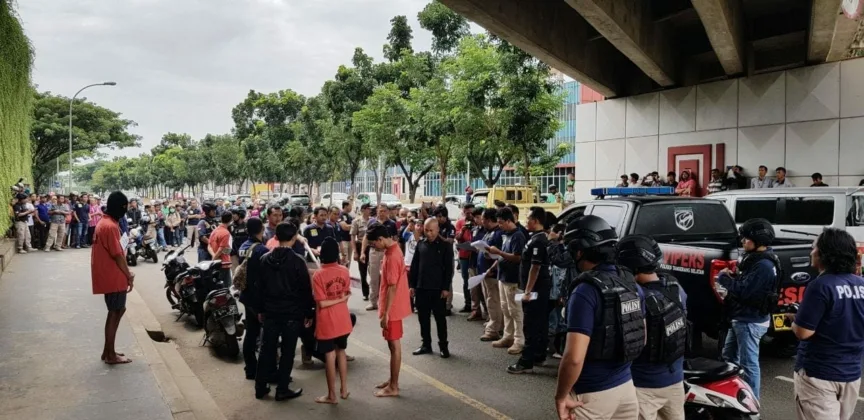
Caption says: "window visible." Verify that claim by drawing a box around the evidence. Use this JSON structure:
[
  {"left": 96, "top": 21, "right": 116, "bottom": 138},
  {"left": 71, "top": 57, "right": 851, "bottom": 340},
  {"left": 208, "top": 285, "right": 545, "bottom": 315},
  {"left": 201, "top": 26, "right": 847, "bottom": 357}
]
[
  {"left": 634, "top": 203, "right": 737, "bottom": 237},
  {"left": 557, "top": 206, "right": 587, "bottom": 226},
  {"left": 590, "top": 205, "right": 626, "bottom": 230},
  {"left": 846, "top": 196, "right": 864, "bottom": 227},
  {"left": 735, "top": 197, "right": 834, "bottom": 226},
  {"left": 504, "top": 190, "right": 524, "bottom": 202}
]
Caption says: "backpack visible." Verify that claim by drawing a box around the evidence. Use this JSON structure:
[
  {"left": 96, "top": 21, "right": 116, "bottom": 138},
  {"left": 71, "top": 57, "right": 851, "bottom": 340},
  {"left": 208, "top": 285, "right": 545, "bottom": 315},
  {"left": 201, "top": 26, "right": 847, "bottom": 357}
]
[{"left": 232, "top": 243, "right": 261, "bottom": 292}]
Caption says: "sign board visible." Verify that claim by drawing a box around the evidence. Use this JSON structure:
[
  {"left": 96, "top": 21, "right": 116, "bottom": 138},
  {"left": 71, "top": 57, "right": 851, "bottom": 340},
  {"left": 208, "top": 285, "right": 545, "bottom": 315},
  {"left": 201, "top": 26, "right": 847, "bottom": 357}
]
[
  {"left": 54, "top": 181, "right": 61, "bottom": 188},
  {"left": 842, "top": 0, "right": 863, "bottom": 19}
]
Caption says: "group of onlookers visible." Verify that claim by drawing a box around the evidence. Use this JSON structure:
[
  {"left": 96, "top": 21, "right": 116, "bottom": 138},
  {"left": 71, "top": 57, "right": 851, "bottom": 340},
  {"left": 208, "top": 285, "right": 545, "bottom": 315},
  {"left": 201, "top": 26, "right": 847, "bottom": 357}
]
[{"left": 11, "top": 191, "right": 104, "bottom": 253}]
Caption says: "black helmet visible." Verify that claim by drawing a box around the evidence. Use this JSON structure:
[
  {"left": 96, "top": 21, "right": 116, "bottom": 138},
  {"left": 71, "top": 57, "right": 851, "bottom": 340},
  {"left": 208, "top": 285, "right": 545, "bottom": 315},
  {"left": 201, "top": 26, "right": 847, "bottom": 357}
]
[
  {"left": 231, "top": 206, "right": 247, "bottom": 219},
  {"left": 739, "top": 218, "right": 775, "bottom": 247},
  {"left": 616, "top": 234, "right": 662, "bottom": 272},
  {"left": 201, "top": 201, "right": 216, "bottom": 215},
  {"left": 563, "top": 215, "right": 618, "bottom": 252}
]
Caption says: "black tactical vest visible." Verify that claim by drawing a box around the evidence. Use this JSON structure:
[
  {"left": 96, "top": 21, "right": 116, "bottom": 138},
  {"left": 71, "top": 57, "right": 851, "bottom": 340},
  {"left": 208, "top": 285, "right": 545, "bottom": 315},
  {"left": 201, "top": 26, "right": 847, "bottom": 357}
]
[
  {"left": 638, "top": 275, "right": 687, "bottom": 365},
  {"left": 574, "top": 268, "right": 646, "bottom": 363},
  {"left": 231, "top": 222, "right": 249, "bottom": 249},
  {"left": 732, "top": 250, "right": 783, "bottom": 314}
]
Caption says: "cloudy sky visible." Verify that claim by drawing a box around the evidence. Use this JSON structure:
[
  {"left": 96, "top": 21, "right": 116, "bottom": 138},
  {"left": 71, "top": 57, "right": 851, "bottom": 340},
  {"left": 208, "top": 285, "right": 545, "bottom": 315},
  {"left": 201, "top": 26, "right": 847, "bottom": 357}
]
[{"left": 18, "top": 0, "right": 457, "bottom": 157}]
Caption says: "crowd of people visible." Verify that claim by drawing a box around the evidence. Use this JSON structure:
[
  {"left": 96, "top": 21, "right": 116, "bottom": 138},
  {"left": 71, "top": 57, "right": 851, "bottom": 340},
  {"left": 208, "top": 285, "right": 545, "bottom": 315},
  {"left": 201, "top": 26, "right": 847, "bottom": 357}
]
[{"left": 11, "top": 191, "right": 106, "bottom": 254}]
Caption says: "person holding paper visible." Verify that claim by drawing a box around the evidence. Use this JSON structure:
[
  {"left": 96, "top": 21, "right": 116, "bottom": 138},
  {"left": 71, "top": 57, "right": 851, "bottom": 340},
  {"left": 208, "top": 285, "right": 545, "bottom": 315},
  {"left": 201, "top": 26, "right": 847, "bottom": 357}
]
[
  {"left": 479, "top": 208, "right": 505, "bottom": 341},
  {"left": 508, "top": 208, "right": 555, "bottom": 374},
  {"left": 487, "top": 207, "right": 526, "bottom": 355}
]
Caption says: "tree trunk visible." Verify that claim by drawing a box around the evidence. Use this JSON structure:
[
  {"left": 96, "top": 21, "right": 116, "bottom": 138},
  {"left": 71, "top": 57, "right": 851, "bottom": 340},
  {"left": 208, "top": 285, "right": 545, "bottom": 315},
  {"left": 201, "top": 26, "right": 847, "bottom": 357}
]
[
  {"left": 523, "top": 155, "right": 531, "bottom": 185},
  {"left": 408, "top": 181, "right": 418, "bottom": 203},
  {"left": 328, "top": 179, "right": 335, "bottom": 207},
  {"left": 440, "top": 163, "right": 447, "bottom": 204}
]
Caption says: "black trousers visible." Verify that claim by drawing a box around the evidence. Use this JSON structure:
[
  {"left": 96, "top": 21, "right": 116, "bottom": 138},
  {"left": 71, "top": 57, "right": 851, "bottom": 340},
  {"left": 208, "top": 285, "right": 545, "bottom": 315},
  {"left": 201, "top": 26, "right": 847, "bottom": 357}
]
[
  {"left": 243, "top": 306, "right": 262, "bottom": 378},
  {"left": 256, "top": 317, "right": 301, "bottom": 393},
  {"left": 355, "top": 242, "right": 369, "bottom": 298},
  {"left": 519, "top": 289, "right": 550, "bottom": 368},
  {"left": 32, "top": 223, "right": 47, "bottom": 250},
  {"left": 87, "top": 226, "right": 96, "bottom": 245},
  {"left": 415, "top": 289, "right": 448, "bottom": 346}
]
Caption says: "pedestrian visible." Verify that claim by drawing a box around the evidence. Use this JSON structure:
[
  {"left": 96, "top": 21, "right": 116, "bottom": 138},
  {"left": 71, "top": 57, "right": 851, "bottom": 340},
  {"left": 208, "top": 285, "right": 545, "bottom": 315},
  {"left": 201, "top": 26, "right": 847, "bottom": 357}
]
[
  {"left": 337, "top": 200, "right": 354, "bottom": 267},
  {"left": 166, "top": 206, "right": 181, "bottom": 248},
  {"left": 238, "top": 218, "right": 269, "bottom": 381},
  {"left": 486, "top": 207, "right": 526, "bottom": 355},
  {"left": 409, "top": 218, "right": 453, "bottom": 358},
  {"left": 368, "top": 222, "right": 413, "bottom": 397},
  {"left": 361, "top": 204, "right": 397, "bottom": 311},
  {"left": 456, "top": 203, "right": 477, "bottom": 314},
  {"left": 255, "top": 221, "right": 312, "bottom": 401},
  {"left": 403, "top": 219, "right": 422, "bottom": 313},
  {"left": 773, "top": 166, "right": 794, "bottom": 187},
  {"left": 195, "top": 202, "right": 218, "bottom": 262},
  {"left": 707, "top": 169, "right": 725, "bottom": 194},
  {"left": 312, "top": 238, "right": 353, "bottom": 404},
  {"left": 554, "top": 215, "right": 645, "bottom": 420},
  {"left": 186, "top": 199, "right": 202, "bottom": 243},
  {"left": 25, "top": 193, "right": 36, "bottom": 249},
  {"left": 153, "top": 201, "right": 167, "bottom": 250},
  {"left": 564, "top": 184, "right": 576, "bottom": 206},
  {"left": 468, "top": 207, "right": 487, "bottom": 320},
  {"left": 34, "top": 194, "right": 50, "bottom": 250},
  {"left": 751, "top": 165, "right": 773, "bottom": 189},
  {"left": 789, "top": 228, "right": 864, "bottom": 420},
  {"left": 303, "top": 207, "right": 338, "bottom": 267},
  {"left": 508, "top": 208, "right": 554, "bottom": 374},
  {"left": 717, "top": 218, "right": 780, "bottom": 400},
  {"left": 229, "top": 207, "right": 248, "bottom": 273},
  {"left": 91, "top": 191, "right": 134, "bottom": 365},
  {"left": 70, "top": 192, "right": 84, "bottom": 248},
  {"left": 43, "top": 195, "right": 69, "bottom": 251},
  {"left": 263, "top": 205, "right": 283, "bottom": 242},
  {"left": 208, "top": 212, "right": 234, "bottom": 287},
  {"left": 617, "top": 235, "right": 688, "bottom": 420},
  {"left": 629, "top": 173, "right": 640, "bottom": 186},
  {"left": 479, "top": 208, "right": 504, "bottom": 341},
  {"left": 63, "top": 194, "right": 74, "bottom": 248},
  {"left": 616, "top": 175, "right": 629, "bottom": 188},
  {"left": 664, "top": 171, "right": 678, "bottom": 189},
  {"left": 12, "top": 193, "right": 34, "bottom": 253},
  {"left": 810, "top": 172, "right": 829, "bottom": 187},
  {"left": 88, "top": 197, "right": 103, "bottom": 245},
  {"left": 351, "top": 203, "right": 373, "bottom": 300},
  {"left": 548, "top": 185, "right": 564, "bottom": 203}
]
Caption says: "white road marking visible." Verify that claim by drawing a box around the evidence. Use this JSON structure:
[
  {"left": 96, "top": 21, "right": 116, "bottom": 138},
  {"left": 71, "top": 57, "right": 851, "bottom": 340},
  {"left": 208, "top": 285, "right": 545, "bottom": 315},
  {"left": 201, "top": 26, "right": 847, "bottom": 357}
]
[{"left": 776, "top": 376, "right": 864, "bottom": 402}]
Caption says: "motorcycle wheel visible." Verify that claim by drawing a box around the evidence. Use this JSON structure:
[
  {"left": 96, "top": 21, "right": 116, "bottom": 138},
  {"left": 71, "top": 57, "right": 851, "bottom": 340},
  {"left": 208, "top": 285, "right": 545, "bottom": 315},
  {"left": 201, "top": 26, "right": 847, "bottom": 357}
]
[
  {"left": 192, "top": 302, "right": 205, "bottom": 328},
  {"left": 216, "top": 333, "right": 240, "bottom": 358},
  {"left": 127, "top": 252, "right": 138, "bottom": 267},
  {"left": 165, "top": 288, "right": 177, "bottom": 307},
  {"left": 150, "top": 250, "right": 159, "bottom": 263}
]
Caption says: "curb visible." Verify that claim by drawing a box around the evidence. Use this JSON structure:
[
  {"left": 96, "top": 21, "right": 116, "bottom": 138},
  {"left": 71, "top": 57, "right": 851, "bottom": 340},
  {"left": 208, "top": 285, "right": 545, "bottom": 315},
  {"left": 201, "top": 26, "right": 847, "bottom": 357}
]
[
  {"left": 126, "top": 289, "right": 226, "bottom": 420},
  {"left": 0, "top": 239, "right": 16, "bottom": 281}
]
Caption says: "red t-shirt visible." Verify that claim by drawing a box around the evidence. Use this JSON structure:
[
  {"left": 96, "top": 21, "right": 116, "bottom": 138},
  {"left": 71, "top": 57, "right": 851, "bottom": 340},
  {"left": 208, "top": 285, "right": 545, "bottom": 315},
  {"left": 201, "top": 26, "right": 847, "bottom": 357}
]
[
  {"left": 455, "top": 218, "right": 473, "bottom": 259},
  {"left": 266, "top": 237, "right": 278, "bottom": 250},
  {"left": 209, "top": 225, "right": 232, "bottom": 268},
  {"left": 379, "top": 242, "right": 411, "bottom": 322},
  {"left": 91, "top": 217, "right": 127, "bottom": 295},
  {"left": 312, "top": 263, "right": 353, "bottom": 340}
]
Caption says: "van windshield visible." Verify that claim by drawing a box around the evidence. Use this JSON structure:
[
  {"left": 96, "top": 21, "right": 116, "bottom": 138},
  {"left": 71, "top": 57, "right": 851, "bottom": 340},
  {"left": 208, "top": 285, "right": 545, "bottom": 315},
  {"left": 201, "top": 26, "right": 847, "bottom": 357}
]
[{"left": 633, "top": 202, "right": 737, "bottom": 239}]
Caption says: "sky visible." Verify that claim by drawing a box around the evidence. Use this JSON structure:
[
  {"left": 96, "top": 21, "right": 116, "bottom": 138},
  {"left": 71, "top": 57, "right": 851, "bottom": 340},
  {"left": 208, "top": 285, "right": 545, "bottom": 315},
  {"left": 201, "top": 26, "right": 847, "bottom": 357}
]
[{"left": 18, "top": 0, "right": 455, "bottom": 158}]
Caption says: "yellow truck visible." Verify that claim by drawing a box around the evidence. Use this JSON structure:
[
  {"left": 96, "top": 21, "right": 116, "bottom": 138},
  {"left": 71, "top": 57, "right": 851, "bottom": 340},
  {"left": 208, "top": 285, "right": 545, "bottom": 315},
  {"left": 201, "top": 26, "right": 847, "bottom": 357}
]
[{"left": 471, "top": 186, "right": 564, "bottom": 222}]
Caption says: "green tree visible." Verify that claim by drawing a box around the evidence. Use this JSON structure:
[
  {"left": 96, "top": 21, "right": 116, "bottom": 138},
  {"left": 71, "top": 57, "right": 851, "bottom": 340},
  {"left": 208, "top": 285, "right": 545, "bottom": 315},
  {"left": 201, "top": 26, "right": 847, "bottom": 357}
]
[
  {"left": 383, "top": 15, "right": 413, "bottom": 63},
  {"left": 29, "top": 90, "right": 140, "bottom": 191},
  {"left": 418, "top": 1, "right": 470, "bottom": 55}
]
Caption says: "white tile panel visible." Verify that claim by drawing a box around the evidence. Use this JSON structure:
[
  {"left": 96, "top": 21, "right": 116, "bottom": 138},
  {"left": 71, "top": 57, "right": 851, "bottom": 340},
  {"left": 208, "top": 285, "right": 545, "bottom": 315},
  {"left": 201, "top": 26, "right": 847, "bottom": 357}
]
[
  {"left": 574, "top": 142, "right": 596, "bottom": 180},
  {"left": 595, "top": 139, "right": 626, "bottom": 180},
  {"left": 573, "top": 180, "right": 596, "bottom": 202},
  {"left": 596, "top": 98, "right": 626, "bottom": 140},
  {"left": 738, "top": 72, "right": 785, "bottom": 127},
  {"left": 785, "top": 119, "right": 840, "bottom": 176},
  {"left": 839, "top": 117, "right": 864, "bottom": 175},
  {"left": 625, "top": 136, "right": 659, "bottom": 176},
  {"left": 840, "top": 58, "right": 864, "bottom": 118},
  {"left": 625, "top": 93, "right": 659, "bottom": 137},
  {"left": 659, "top": 87, "right": 696, "bottom": 134},
  {"left": 786, "top": 63, "right": 840, "bottom": 122},
  {"left": 838, "top": 176, "right": 864, "bottom": 187},
  {"left": 696, "top": 79, "right": 738, "bottom": 131},
  {"left": 576, "top": 103, "right": 597, "bottom": 143},
  {"left": 737, "top": 125, "right": 785, "bottom": 178}
]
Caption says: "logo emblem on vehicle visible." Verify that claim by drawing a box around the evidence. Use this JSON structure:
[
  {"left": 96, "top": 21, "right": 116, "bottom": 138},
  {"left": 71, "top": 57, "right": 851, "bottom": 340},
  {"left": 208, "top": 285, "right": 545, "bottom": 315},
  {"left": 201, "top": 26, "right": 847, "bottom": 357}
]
[
  {"left": 790, "top": 272, "right": 811, "bottom": 284},
  {"left": 674, "top": 208, "right": 695, "bottom": 231}
]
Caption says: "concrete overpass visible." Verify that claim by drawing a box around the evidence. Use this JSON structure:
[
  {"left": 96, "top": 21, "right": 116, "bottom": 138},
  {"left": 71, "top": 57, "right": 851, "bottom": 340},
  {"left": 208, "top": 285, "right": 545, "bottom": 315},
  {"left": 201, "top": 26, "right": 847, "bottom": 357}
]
[{"left": 440, "top": 0, "right": 864, "bottom": 98}]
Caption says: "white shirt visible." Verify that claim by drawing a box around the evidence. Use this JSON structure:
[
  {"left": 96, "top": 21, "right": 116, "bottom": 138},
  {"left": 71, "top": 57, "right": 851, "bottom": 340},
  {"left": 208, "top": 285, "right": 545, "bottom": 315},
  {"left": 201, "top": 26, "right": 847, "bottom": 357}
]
[{"left": 24, "top": 203, "right": 34, "bottom": 226}]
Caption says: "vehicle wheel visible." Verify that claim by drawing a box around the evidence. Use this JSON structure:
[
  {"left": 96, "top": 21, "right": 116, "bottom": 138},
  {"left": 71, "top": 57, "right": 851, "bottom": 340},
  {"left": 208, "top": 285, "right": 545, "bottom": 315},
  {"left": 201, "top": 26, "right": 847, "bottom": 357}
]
[
  {"left": 127, "top": 252, "right": 138, "bottom": 267},
  {"left": 217, "top": 333, "right": 240, "bottom": 358},
  {"left": 193, "top": 303, "right": 205, "bottom": 328},
  {"left": 150, "top": 250, "right": 159, "bottom": 263},
  {"left": 165, "top": 288, "right": 177, "bottom": 307}
]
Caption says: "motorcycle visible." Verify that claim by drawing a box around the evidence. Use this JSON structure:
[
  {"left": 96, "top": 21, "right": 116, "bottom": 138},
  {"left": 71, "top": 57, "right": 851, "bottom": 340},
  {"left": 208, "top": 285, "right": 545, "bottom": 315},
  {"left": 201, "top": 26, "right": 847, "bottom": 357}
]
[
  {"left": 202, "top": 285, "right": 244, "bottom": 358},
  {"left": 126, "top": 219, "right": 158, "bottom": 265},
  {"left": 174, "top": 259, "right": 222, "bottom": 327},
  {"left": 683, "top": 357, "right": 760, "bottom": 419},
  {"left": 162, "top": 244, "right": 191, "bottom": 310}
]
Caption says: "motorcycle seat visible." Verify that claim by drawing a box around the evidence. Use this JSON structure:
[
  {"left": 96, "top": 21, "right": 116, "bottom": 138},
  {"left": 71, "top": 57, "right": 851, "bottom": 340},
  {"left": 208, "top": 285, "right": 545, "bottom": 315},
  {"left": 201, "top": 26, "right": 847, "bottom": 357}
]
[
  {"left": 684, "top": 357, "right": 741, "bottom": 384},
  {"left": 194, "top": 260, "right": 222, "bottom": 271}
]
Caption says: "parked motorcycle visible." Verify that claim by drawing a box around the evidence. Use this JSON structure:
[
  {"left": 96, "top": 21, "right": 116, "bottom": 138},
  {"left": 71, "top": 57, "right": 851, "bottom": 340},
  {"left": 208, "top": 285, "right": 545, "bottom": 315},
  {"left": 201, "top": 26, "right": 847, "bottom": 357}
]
[
  {"left": 173, "top": 259, "right": 222, "bottom": 327},
  {"left": 683, "top": 357, "right": 760, "bottom": 419},
  {"left": 162, "top": 244, "right": 191, "bottom": 309},
  {"left": 202, "top": 285, "right": 244, "bottom": 357},
  {"left": 126, "top": 218, "right": 158, "bottom": 265}
]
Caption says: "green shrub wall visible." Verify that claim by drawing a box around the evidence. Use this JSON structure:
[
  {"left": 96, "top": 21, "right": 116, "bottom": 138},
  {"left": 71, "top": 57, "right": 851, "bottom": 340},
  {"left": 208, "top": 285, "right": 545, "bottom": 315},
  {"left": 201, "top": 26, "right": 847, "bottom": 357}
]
[{"left": 0, "top": 0, "right": 34, "bottom": 235}]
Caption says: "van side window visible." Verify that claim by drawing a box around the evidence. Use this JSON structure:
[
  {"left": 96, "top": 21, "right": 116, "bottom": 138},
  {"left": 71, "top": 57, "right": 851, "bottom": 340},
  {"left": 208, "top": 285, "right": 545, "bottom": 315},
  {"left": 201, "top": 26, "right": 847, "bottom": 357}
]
[
  {"left": 558, "top": 206, "right": 587, "bottom": 226},
  {"left": 735, "top": 197, "right": 833, "bottom": 225},
  {"left": 506, "top": 190, "right": 516, "bottom": 201},
  {"left": 846, "top": 196, "right": 864, "bottom": 227}
]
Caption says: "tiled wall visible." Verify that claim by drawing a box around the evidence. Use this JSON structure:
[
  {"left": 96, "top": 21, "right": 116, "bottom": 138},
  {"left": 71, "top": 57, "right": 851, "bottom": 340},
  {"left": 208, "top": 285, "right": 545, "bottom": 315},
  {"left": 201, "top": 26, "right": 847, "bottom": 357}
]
[{"left": 573, "top": 58, "right": 864, "bottom": 201}]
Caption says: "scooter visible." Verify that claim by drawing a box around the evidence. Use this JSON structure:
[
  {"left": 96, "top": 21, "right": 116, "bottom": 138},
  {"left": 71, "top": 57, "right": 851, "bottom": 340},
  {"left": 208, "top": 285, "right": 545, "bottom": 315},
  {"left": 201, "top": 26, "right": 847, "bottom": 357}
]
[
  {"left": 175, "top": 259, "right": 222, "bottom": 327},
  {"left": 683, "top": 357, "right": 760, "bottom": 419},
  {"left": 126, "top": 219, "right": 159, "bottom": 265},
  {"left": 162, "top": 244, "right": 191, "bottom": 309},
  {"left": 202, "top": 285, "right": 244, "bottom": 358}
]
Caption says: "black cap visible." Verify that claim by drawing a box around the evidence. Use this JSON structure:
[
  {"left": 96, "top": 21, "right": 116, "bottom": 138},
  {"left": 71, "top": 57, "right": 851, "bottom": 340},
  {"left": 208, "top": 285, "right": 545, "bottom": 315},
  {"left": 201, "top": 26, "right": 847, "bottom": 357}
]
[{"left": 15, "top": 193, "right": 27, "bottom": 200}]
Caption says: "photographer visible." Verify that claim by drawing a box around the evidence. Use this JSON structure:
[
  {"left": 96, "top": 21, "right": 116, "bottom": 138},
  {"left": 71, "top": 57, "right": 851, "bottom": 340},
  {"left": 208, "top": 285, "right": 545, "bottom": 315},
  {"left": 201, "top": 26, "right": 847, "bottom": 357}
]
[
  {"left": 455, "top": 203, "right": 476, "bottom": 314},
  {"left": 788, "top": 228, "right": 864, "bottom": 420},
  {"left": 717, "top": 218, "right": 780, "bottom": 400}
]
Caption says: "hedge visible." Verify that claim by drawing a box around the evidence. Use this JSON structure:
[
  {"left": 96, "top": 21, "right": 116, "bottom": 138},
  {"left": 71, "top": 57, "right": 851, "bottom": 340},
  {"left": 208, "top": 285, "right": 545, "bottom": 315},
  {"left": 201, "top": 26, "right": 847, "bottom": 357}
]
[{"left": 0, "top": 0, "right": 34, "bottom": 236}]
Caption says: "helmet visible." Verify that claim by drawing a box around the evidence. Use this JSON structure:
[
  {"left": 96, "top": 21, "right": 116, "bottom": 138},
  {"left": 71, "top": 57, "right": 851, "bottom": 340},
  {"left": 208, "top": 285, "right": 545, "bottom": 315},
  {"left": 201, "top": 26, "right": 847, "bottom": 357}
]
[
  {"left": 563, "top": 215, "right": 618, "bottom": 252},
  {"left": 201, "top": 201, "right": 217, "bottom": 215},
  {"left": 231, "top": 206, "right": 247, "bottom": 219},
  {"left": 615, "top": 234, "right": 662, "bottom": 272},
  {"left": 739, "top": 218, "right": 775, "bottom": 247},
  {"left": 549, "top": 184, "right": 558, "bottom": 190}
]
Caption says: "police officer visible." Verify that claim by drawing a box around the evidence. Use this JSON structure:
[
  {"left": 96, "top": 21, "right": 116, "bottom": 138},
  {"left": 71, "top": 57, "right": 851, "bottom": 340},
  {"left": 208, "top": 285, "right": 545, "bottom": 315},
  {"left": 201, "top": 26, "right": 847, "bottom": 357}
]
[
  {"left": 555, "top": 215, "right": 645, "bottom": 420},
  {"left": 789, "top": 228, "right": 864, "bottom": 420},
  {"left": 196, "top": 201, "right": 218, "bottom": 262},
  {"left": 616, "top": 235, "right": 687, "bottom": 420},
  {"left": 717, "top": 218, "right": 780, "bottom": 400},
  {"left": 230, "top": 206, "right": 249, "bottom": 274}
]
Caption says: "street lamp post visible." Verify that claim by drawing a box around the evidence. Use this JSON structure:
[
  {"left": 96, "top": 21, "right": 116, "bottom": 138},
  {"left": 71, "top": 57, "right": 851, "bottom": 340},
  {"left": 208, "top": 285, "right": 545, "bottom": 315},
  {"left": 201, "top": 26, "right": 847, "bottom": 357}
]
[{"left": 68, "top": 81, "right": 116, "bottom": 194}]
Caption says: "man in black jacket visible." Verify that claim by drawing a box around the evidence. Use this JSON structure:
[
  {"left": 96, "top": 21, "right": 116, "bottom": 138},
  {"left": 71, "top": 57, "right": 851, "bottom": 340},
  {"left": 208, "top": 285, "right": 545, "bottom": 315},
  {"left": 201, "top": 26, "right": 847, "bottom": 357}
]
[
  {"left": 254, "top": 221, "right": 314, "bottom": 401},
  {"left": 409, "top": 218, "right": 454, "bottom": 358}
]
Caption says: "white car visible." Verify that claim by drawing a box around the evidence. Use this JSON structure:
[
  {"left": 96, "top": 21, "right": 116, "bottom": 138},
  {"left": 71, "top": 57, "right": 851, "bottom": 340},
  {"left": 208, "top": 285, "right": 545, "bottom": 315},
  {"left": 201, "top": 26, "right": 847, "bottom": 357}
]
[
  {"left": 357, "top": 192, "right": 402, "bottom": 208},
  {"left": 319, "top": 192, "right": 349, "bottom": 208}
]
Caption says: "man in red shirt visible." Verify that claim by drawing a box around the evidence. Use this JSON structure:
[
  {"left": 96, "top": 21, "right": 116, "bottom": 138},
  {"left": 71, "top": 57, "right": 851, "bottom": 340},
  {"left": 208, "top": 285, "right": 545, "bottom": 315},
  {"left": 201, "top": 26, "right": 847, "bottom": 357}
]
[
  {"left": 208, "top": 212, "right": 234, "bottom": 287},
  {"left": 367, "top": 222, "right": 412, "bottom": 397},
  {"left": 91, "top": 191, "right": 135, "bottom": 365}
]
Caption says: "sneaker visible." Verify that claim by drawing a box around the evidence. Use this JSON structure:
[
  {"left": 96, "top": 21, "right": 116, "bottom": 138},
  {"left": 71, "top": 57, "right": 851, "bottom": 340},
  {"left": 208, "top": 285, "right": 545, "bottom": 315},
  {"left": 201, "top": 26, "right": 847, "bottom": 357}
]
[
  {"left": 506, "top": 362, "right": 533, "bottom": 374},
  {"left": 459, "top": 306, "right": 472, "bottom": 313},
  {"left": 480, "top": 333, "right": 500, "bottom": 342},
  {"left": 365, "top": 304, "right": 378, "bottom": 311},
  {"left": 17, "top": 249, "right": 26, "bottom": 254},
  {"left": 507, "top": 344, "right": 524, "bottom": 355},
  {"left": 42, "top": 248, "right": 50, "bottom": 252},
  {"left": 552, "top": 352, "right": 563, "bottom": 360},
  {"left": 492, "top": 339, "right": 514, "bottom": 348}
]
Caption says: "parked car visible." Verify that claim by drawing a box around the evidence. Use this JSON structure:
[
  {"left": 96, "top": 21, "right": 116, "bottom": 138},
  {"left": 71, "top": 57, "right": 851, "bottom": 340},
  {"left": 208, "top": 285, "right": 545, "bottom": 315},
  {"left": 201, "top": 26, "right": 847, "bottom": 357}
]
[
  {"left": 318, "top": 192, "right": 349, "bottom": 208},
  {"left": 562, "top": 189, "right": 815, "bottom": 355},
  {"left": 356, "top": 192, "right": 401, "bottom": 208}
]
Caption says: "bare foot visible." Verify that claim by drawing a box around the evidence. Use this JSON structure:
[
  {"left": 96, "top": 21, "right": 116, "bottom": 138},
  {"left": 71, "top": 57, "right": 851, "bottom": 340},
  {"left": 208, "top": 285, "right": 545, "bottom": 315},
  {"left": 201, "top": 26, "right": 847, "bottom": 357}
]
[
  {"left": 315, "top": 396, "right": 338, "bottom": 405},
  {"left": 374, "top": 386, "right": 399, "bottom": 398},
  {"left": 101, "top": 352, "right": 125, "bottom": 361},
  {"left": 341, "top": 389, "right": 350, "bottom": 400},
  {"left": 375, "top": 380, "right": 390, "bottom": 389},
  {"left": 104, "top": 355, "right": 132, "bottom": 365}
]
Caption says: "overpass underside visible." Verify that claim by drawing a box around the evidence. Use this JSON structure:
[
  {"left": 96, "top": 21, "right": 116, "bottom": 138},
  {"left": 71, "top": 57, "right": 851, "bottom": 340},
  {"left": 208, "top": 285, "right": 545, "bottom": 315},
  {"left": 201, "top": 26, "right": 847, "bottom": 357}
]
[{"left": 440, "top": 0, "right": 864, "bottom": 98}]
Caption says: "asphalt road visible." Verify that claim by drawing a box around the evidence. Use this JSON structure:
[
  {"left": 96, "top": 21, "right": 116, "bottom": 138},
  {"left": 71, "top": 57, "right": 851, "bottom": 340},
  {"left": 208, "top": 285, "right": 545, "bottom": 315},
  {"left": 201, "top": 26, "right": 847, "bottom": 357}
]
[{"left": 130, "top": 244, "right": 864, "bottom": 420}]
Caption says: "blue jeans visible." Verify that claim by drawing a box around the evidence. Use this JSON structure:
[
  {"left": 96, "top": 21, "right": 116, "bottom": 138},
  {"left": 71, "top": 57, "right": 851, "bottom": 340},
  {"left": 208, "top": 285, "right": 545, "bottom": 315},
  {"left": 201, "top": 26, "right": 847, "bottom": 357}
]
[
  {"left": 173, "top": 228, "right": 183, "bottom": 246},
  {"left": 722, "top": 320, "right": 768, "bottom": 400},
  {"left": 71, "top": 222, "right": 86, "bottom": 247},
  {"left": 156, "top": 227, "right": 167, "bottom": 248},
  {"left": 197, "top": 248, "right": 211, "bottom": 263}
]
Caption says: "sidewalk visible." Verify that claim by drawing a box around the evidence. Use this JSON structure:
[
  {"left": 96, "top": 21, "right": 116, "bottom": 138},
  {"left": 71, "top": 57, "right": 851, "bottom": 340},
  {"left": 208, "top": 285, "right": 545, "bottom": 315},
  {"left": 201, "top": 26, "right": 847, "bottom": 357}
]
[{"left": 0, "top": 249, "right": 175, "bottom": 420}]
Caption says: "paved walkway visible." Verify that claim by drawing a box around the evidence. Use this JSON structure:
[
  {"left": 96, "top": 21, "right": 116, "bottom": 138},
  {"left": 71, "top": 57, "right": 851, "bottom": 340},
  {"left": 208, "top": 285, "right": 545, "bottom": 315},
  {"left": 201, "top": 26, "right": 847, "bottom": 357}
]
[{"left": 0, "top": 249, "right": 173, "bottom": 420}]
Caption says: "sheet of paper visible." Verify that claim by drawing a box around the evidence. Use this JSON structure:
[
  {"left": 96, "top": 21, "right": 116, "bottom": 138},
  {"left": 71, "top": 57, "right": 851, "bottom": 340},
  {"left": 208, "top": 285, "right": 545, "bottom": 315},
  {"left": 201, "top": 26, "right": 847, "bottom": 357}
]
[
  {"left": 467, "top": 273, "right": 485, "bottom": 289},
  {"left": 471, "top": 240, "right": 489, "bottom": 251},
  {"left": 515, "top": 292, "right": 538, "bottom": 301},
  {"left": 119, "top": 232, "right": 129, "bottom": 251},
  {"left": 490, "top": 254, "right": 503, "bottom": 261}
]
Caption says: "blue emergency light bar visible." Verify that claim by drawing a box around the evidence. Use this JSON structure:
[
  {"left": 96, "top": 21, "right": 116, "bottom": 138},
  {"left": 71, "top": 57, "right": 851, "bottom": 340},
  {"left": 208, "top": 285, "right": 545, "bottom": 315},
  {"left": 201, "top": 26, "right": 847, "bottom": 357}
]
[{"left": 590, "top": 187, "right": 676, "bottom": 196}]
